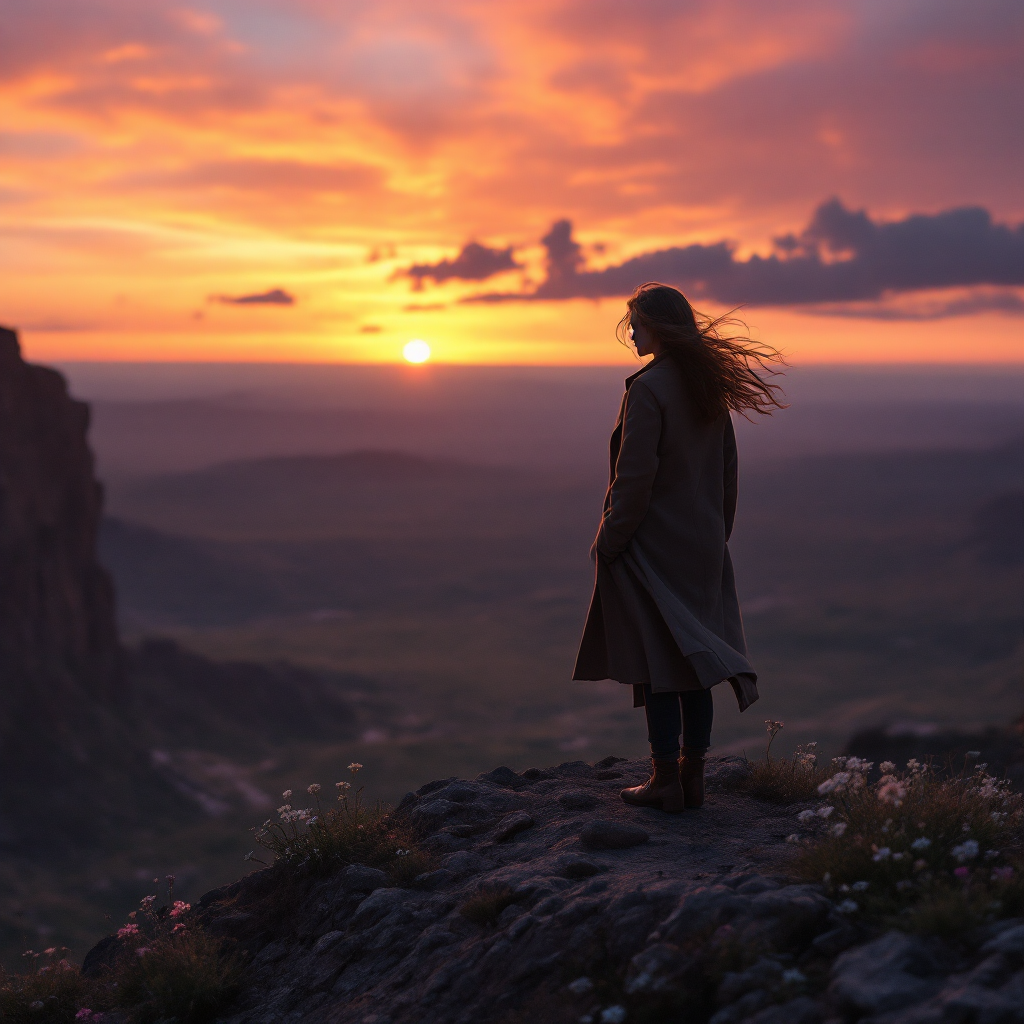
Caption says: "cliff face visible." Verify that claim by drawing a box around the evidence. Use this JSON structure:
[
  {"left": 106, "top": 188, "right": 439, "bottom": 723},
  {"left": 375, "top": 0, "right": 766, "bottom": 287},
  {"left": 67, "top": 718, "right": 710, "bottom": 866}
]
[
  {"left": 0, "top": 326, "right": 122, "bottom": 704},
  {"left": 0, "top": 328, "right": 178, "bottom": 852}
]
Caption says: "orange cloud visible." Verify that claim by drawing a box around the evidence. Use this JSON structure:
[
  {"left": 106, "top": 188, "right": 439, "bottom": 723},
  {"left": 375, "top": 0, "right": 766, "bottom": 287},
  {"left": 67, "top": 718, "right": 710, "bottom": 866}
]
[{"left": 1, "top": 0, "right": 1020, "bottom": 364}]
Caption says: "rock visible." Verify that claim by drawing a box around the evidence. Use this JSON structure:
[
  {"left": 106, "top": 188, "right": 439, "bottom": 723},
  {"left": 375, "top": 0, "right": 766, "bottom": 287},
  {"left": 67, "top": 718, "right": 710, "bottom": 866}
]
[
  {"left": 477, "top": 766, "right": 525, "bottom": 789},
  {"left": 717, "top": 956, "right": 783, "bottom": 1005},
  {"left": 441, "top": 851, "right": 486, "bottom": 876},
  {"left": 705, "top": 756, "right": 753, "bottom": 788},
  {"left": 416, "top": 777, "right": 458, "bottom": 796},
  {"left": 339, "top": 864, "right": 390, "bottom": 892},
  {"left": 413, "top": 869, "right": 454, "bottom": 890},
  {"left": 579, "top": 820, "right": 650, "bottom": 850},
  {"left": 744, "top": 996, "right": 822, "bottom": 1024},
  {"left": 0, "top": 329, "right": 187, "bottom": 854},
  {"left": 981, "top": 923, "right": 1024, "bottom": 956},
  {"left": 493, "top": 810, "right": 534, "bottom": 842},
  {"left": 556, "top": 855, "right": 604, "bottom": 880},
  {"left": 735, "top": 878, "right": 779, "bottom": 895},
  {"left": 519, "top": 767, "right": 552, "bottom": 781},
  {"left": 829, "top": 931, "right": 940, "bottom": 1016},
  {"left": 809, "top": 924, "right": 860, "bottom": 958},
  {"left": 624, "top": 943, "right": 692, "bottom": 995},
  {"left": 558, "top": 789, "right": 600, "bottom": 811},
  {"left": 709, "top": 989, "right": 770, "bottom": 1024}
]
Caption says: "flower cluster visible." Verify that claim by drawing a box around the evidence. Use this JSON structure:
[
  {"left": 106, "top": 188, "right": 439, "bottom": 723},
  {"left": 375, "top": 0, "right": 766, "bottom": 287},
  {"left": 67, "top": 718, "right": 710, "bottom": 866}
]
[{"left": 794, "top": 753, "right": 1024, "bottom": 925}]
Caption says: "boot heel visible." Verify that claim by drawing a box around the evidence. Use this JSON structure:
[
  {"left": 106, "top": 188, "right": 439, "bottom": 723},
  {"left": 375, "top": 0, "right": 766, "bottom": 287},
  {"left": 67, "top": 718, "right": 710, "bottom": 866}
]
[{"left": 679, "top": 752, "right": 706, "bottom": 809}]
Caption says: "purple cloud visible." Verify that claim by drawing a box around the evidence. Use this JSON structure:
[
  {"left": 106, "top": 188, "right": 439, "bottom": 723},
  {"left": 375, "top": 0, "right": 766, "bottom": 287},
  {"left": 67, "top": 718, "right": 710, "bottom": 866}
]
[
  {"left": 465, "top": 199, "right": 1024, "bottom": 310},
  {"left": 405, "top": 241, "right": 521, "bottom": 285}
]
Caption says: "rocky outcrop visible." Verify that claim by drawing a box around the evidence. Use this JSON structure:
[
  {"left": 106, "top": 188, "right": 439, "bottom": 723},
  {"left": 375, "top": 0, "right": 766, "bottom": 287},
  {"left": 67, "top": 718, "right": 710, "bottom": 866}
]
[
  {"left": 102, "top": 754, "right": 1021, "bottom": 1024},
  {"left": 0, "top": 328, "right": 186, "bottom": 851},
  {"left": 0, "top": 326, "right": 122, "bottom": 702}
]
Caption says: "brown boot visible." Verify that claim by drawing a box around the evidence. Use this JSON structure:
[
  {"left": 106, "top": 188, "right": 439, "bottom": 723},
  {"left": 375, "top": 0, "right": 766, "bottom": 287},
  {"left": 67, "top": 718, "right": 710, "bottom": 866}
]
[
  {"left": 620, "top": 757, "right": 685, "bottom": 813},
  {"left": 679, "top": 749, "right": 706, "bottom": 809}
]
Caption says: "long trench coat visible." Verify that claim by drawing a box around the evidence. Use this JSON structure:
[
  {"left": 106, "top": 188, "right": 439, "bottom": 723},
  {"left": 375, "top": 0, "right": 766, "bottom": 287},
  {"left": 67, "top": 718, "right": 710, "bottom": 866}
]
[{"left": 572, "top": 353, "right": 759, "bottom": 713}]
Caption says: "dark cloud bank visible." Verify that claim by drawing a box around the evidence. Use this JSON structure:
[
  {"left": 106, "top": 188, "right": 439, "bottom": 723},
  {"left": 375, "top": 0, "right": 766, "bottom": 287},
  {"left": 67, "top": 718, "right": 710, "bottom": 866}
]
[{"left": 407, "top": 200, "right": 1024, "bottom": 312}]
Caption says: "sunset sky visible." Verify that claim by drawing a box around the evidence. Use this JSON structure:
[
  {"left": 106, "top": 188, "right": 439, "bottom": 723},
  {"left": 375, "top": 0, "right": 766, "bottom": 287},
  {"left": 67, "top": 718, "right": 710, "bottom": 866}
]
[{"left": 2, "top": 0, "right": 1022, "bottom": 364}]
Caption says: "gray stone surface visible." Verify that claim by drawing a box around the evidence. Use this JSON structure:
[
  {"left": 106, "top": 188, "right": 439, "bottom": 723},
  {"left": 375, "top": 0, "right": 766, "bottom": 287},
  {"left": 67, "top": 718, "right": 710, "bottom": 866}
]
[
  {"left": 87, "top": 755, "right": 1022, "bottom": 1024},
  {"left": 829, "top": 931, "right": 941, "bottom": 1015}
]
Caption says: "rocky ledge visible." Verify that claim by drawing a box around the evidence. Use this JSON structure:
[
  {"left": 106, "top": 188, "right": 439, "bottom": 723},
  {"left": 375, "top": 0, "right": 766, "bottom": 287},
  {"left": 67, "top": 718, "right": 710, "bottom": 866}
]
[{"left": 93, "top": 756, "right": 1024, "bottom": 1024}]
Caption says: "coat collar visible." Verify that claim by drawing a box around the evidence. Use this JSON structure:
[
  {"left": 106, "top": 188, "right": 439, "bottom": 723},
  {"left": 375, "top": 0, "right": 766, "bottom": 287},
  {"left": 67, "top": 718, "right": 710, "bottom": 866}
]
[{"left": 624, "top": 351, "right": 669, "bottom": 388}]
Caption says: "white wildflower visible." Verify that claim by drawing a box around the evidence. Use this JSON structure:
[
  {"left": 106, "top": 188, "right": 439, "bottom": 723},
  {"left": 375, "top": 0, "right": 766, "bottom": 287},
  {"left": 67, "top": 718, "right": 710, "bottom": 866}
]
[
  {"left": 985, "top": 850, "right": 1000, "bottom": 860},
  {"left": 880, "top": 761, "right": 895, "bottom": 773},
  {"left": 892, "top": 852, "right": 905, "bottom": 861},
  {"left": 911, "top": 837, "right": 931, "bottom": 851},
  {"left": 952, "top": 840, "right": 980, "bottom": 862},
  {"left": 816, "top": 806, "right": 835, "bottom": 818},
  {"left": 845, "top": 757, "right": 873, "bottom": 773},
  {"left": 831, "top": 822, "right": 848, "bottom": 837},
  {"left": 600, "top": 1006, "right": 627, "bottom": 1024},
  {"left": 568, "top": 977, "right": 594, "bottom": 995},
  {"left": 872, "top": 847, "right": 891, "bottom": 862},
  {"left": 277, "top": 804, "right": 292, "bottom": 816},
  {"left": 851, "top": 881, "right": 870, "bottom": 891},
  {"left": 786, "top": 834, "right": 801, "bottom": 844},
  {"left": 836, "top": 899, "right": 858, "bottom": 914},
  {"left": 282, "top": 790, "right": 292, "bottom": 800},
  {"left": 818, "top": 771, "right": 851, "bottom": 795},
  {"left": 348, "top": 762, "right": 364, "bottom": 773},
  {"left": 782, "top": 968, "right": 807, "bottom": 984},
  {"left": 307, "top": 784, "right": 321, "bottom": 795},
  {"left": 797, "top": 810, "right": 816, "bottom": 823},
  {"left": 966, "top": 751, "right": 981, "bottom": 759}
]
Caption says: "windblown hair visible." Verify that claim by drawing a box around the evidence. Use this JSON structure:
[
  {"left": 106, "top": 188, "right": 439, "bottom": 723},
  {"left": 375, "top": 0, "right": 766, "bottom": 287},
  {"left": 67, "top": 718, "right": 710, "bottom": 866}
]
[{"left": 617, "top": 282, "right": 787, "bottom": 422}]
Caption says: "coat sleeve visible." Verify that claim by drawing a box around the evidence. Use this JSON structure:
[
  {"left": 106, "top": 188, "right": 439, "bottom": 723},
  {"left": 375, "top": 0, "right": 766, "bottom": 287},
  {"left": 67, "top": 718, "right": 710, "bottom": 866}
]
[
  {"left": 723, "top": 414, "right": 738, "bottom": 542},
  {"left": 595, "top": 381, "right": 662, "bottom": 558}
]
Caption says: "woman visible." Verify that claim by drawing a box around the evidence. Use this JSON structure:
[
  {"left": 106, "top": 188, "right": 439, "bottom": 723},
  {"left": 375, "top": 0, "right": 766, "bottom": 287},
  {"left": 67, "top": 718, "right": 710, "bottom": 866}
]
[{"left": 573, "top": 282, "right": 785, "bottom": 813}]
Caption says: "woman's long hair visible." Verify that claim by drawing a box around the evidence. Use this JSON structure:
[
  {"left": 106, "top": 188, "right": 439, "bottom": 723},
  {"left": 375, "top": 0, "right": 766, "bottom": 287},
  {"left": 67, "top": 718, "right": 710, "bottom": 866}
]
[{"left": 617, "top": 282, "right": 786, "bottom": 422}]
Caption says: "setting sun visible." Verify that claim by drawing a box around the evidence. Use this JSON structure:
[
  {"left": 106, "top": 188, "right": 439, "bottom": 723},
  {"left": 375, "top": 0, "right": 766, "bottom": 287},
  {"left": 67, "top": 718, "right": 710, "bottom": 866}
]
[{"left": 403, "top": 340, "right": 431, "bottom": 364}]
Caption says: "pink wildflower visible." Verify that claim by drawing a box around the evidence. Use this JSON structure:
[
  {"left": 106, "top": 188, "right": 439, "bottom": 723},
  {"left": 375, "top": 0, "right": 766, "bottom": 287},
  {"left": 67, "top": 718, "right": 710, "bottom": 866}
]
[
  {"left": 954, "top": 866, "right": 970, "bottom": 880},
  {"left": 169, "top": 900, "right": 191, "bottom": 918},
  {"left": 117, "top": 923, "right": 140, "bottom": 939},
  {"left": 172, "top": 923, "right": 186, "bottom": 934},
  {"left": 992, "top": 866, "right": 1014, "bottom": 883}
]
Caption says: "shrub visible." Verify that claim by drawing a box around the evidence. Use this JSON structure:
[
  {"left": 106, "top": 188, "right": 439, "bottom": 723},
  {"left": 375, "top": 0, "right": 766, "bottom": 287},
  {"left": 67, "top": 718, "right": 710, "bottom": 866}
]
[
  {"left": 251, "top": 763, "right": 433, "bottom": 883},
  {"left": 114, "top": 927, "right": 242, "bottom": 1024},
  {"left": 106, "top": 878, "right": 243, "bottom": 1024},
  {"left": 459, "top": 887, "right": 520, "bottom": 927},
  {"left": 0, "top": 949, "right": 102, "bottom": 1024},
  {"left": 792, "top": 754, "right": 1024, "bottom": 933}
]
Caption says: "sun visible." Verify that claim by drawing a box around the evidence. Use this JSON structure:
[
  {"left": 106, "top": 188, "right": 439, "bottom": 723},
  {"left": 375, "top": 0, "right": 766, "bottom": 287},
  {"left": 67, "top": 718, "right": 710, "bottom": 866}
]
[{"left": 403, "top": 339, "right": 431, "bottom": 363}]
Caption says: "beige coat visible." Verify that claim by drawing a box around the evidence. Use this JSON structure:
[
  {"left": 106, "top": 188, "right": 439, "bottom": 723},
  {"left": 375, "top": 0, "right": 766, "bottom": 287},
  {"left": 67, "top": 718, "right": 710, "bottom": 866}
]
[{"left": 572, "top": 354, "right": 758, "bottom": 712}]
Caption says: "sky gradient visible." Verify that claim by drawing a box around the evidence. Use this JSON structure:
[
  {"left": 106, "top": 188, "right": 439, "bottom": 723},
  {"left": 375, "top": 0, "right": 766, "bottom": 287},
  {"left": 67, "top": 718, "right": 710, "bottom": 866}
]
[{"left": 2, "top": 0, "right": 1022, "bottom": 364}]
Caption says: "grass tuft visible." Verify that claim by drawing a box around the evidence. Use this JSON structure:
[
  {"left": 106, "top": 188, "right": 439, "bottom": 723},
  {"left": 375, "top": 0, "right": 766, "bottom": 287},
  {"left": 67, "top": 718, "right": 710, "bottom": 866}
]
[
  {"left": 741, "top": 740, "right": 830, "bottom": 804},
  {"left": 114, "top": 928, "right": 242, "bottom": 1024},
  {"left": 0, "top": 949, "right": 99, "bottom": 1024},
  {"left": 459, "top": 886, "right": 520, "bottom": 927},
  {"left": 251, "top": 764, "right": 434, "bottom": 883}
]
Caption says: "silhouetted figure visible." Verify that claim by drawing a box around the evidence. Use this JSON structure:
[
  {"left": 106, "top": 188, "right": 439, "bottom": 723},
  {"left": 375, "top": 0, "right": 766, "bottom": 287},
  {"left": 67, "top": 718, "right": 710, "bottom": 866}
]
[{"left": 573, "top": 283, "right": 785, "bottom": 812}]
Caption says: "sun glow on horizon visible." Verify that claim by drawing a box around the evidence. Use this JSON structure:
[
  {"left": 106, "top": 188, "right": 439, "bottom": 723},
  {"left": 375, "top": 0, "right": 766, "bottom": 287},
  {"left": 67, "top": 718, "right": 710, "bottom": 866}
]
[{"left": 403, "top": 339, "right": 431, "bottom": 364}]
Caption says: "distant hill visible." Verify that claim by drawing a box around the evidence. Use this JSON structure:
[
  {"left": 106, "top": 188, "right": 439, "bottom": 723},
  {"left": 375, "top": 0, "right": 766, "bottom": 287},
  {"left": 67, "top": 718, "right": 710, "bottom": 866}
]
[{"left": 106, "top": 448, "right": 598, "bottom": 542}]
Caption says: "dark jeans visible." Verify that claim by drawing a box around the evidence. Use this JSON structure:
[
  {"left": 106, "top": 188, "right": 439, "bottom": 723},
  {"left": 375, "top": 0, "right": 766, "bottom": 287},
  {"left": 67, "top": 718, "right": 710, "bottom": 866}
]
[{"left": 643, "top": 684, "right": 714, "bottom": 757}]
